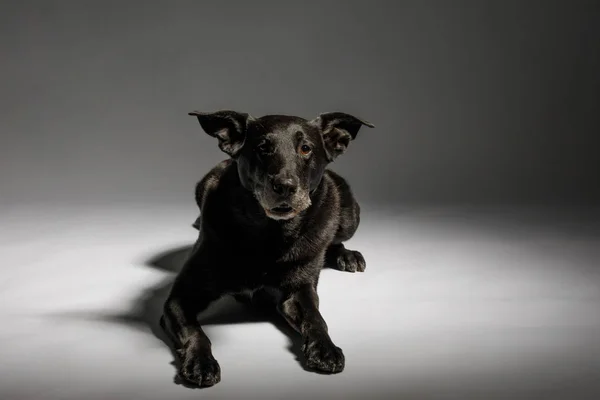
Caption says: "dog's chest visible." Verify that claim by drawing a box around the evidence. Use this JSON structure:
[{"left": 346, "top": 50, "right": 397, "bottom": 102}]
[{"left": 222, "top": 238, "right": 316, "bottom": 291}]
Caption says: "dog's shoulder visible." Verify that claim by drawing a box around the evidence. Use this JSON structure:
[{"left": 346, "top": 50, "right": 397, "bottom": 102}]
[
  {"left": 323, "top": 169, "right": 349, "bottom": 189},
  {"left": 323, "top": 169, "right": 355, "bottom": 202},
  {"left": 322, "top": 168, "right": 359, "bottom": 220},
  {"left": 194, "top": 159, "right": 233, "bottom": 209},
  {"left": 192, "top": 159, "right": 234, "bottom": 230}
]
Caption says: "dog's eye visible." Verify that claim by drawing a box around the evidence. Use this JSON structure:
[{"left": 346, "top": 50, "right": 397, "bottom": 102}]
[{"left": 299, "top": 144, "right": 312, "bottom": 156}]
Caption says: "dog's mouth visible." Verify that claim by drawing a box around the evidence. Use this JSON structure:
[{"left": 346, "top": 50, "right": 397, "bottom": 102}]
[
  {"left": 264, "top": 204, "right": 298, "bottom": 220},
  {"left": 271, "top": 205, "right": 293, "bottom": 214}
]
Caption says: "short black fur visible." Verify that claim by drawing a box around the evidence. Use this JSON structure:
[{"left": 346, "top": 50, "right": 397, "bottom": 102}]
[{"left": 160, "top": 110, "right": 374, "bottom": 387}]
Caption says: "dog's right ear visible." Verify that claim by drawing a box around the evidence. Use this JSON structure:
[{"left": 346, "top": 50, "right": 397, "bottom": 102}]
[{"left": 188, "top": 110, "right": 250, "bottom": 157}]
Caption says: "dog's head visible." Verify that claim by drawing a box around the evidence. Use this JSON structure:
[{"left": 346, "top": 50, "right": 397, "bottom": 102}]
[{"left": 189, "top": 110, "right": 374, "bottom": 220}]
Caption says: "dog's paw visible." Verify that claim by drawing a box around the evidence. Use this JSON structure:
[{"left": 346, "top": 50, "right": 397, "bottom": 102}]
[
  {"left": 331, "top": 248, "right": 366, "bottom": 273},
  {"left": 303, "top": 339, "right": 345, "bottom": 373},
  {"left": 178, "top": 350, "right": 221, "bottom": 387}
]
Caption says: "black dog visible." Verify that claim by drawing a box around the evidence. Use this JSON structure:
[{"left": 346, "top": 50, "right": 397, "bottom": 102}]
[{"left": 160, "top": 110, "right": 374, "bottom": 387}]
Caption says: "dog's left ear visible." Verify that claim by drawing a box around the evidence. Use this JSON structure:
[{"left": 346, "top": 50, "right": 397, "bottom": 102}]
[
  {"left": 188, "top": 110, "right": 250, "bottom": 157},
  {"left": 312, "top": 112, "right": 375, "bottom": 161}
]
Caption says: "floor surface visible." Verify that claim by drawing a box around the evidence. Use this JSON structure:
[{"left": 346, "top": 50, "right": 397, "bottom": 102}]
[{"left": 1, "top": 203, "right": 599, "bottom": 400}]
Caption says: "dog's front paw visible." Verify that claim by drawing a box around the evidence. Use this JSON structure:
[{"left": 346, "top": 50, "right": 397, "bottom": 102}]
[
  {"left": 330, "top": 247, "right": 366, "bottom": 273},
  {"left": 177, "top": 348, "right": 221, "bottom": 387},
  {"left": 303, "top": 338, "right": 345, "bottom": 373}
]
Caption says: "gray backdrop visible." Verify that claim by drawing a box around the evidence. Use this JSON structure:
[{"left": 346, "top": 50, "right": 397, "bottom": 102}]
[{"left": 2, "top": 0, "right": 599, "bottom": 207}]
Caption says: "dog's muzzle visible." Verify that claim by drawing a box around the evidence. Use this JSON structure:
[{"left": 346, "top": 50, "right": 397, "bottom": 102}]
[{"left": 256, "top": 190, "right": 311, "bottom": 221}]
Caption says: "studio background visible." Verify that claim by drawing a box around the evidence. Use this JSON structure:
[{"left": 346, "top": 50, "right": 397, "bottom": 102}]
[
  {"left": 2, "top": 1, "right": 599, "bottom": 207},
  {"left": 1, "top": 2, "right": 600, "bottom": 400}
]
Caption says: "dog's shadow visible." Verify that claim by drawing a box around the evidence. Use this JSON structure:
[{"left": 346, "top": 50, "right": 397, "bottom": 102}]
[{"left": 105, "top": 244, "right": 308, "bottom": 388}]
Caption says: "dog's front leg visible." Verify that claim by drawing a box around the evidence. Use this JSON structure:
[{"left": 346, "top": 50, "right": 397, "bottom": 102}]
[
  {"left": 161, "top": 289, "right": 221, "bottom": 387},
  {"left": 278, "top": 283, "right": 345, "bottom": 373}
]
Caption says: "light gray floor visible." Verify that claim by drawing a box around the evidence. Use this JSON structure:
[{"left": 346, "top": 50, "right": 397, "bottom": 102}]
[{"left": 1, "top": 203, "right": 599, "bottom": 400}]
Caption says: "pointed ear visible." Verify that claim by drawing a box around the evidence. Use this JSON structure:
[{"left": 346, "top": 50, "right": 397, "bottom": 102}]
[
  {"left": 188, "top": 110, "right": 250, "bottom": 157},
  {"left": 312, "top": 112, "right": 374, "bottom": 161}
]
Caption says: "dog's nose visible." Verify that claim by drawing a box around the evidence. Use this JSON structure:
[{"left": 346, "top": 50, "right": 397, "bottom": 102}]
[{"left": 272, "top": 176, "right": 298, "bottom": 197}]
